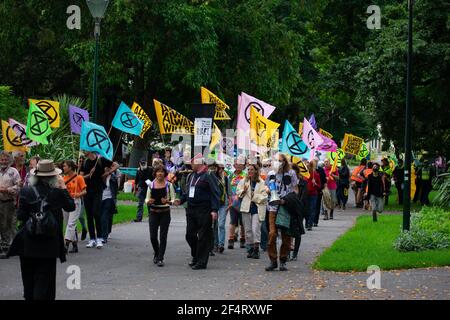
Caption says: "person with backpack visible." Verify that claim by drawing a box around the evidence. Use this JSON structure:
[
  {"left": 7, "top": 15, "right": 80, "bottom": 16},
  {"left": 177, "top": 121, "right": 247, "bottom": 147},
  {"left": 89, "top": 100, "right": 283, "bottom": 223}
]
[
  {"left": 236, "top": 163, "right": 268, "bottom": 259},
  {"left": 146, "top": 166, "right": 177, "bottom": 267},
  {"left": 62, "top": 160, "right": 87, "bottom": 253},
  {"left": 7, "top": 159, "right": 75, "bottom": 300}
]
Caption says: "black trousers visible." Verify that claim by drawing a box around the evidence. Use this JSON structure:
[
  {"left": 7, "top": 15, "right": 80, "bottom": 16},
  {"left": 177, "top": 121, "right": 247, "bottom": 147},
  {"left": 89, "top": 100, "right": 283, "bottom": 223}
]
[
  {"left": 420, "top": 181, "right": 432, "bottom": 206},
  {"left": 186, "top": 205, "right": 213, "bottom": 267},
  {"left": 149, "top": 209, "right": 171, "bottom": 261},
  {"left": 395, "top": 182, "right": 404, "bottom": 205},
  {"left": 314, "top": 192, "right": 323, "bottom": 225},
  {"left": 84, "top": 192, "right": 103, "bottom": 240},
  {"left": 20, "top": 257, "right": 57, "bottom": 300}
]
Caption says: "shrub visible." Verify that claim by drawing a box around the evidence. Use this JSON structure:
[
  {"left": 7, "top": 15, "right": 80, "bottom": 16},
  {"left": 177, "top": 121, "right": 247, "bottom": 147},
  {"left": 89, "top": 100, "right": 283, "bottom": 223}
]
[{"left": 394, "top": 207, "right": 450, "bottom": 252}]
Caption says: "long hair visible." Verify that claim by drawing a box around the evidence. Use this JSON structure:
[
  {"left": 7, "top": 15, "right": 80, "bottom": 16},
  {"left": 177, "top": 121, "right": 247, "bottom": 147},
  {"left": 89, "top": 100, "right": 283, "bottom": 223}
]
[
  {"left": 246, "top": 164, "right": 261, "bottom": 183},
  {"left": 279, "top": 153, "right": 291, "bottom": 173},
  {"left": 28, "top": 175, "right": 59, "bottom": 188}
]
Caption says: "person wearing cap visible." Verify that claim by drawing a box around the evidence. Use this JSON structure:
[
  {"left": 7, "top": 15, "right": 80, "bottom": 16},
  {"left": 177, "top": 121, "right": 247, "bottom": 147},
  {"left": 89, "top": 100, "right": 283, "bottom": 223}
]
[
  {"left": 134, "top": 158, "right": 153, "bottom": 222},
  {"left": 7, "top": 160, "right": 75, "bottom": 300},
  {"left": 0, "top": 151, "right": 21, "bottom": 257},
  {"left": 179, "top": 154, "right": 220, "bottom": 270}
]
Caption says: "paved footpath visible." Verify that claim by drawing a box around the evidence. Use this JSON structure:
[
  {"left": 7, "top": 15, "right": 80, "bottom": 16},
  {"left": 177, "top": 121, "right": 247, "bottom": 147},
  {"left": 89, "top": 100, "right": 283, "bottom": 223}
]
[{"left": 1, "top": 204, "right": 449, "bottom": 300}]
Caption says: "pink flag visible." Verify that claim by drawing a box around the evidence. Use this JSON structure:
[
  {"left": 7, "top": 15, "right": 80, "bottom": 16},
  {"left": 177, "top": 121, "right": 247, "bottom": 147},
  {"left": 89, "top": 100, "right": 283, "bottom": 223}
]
[
  {"left": 302, "top": 118, "right": 323, "bottom": 152},
  {"left": 8, "top": 118, "right": 39, "bottom": 147},
  {"left": 317, "top": 133, "right": 337, "bottom": 152},
  {"left": 237, "top": 92, "right": 276, "bottom": 131}
]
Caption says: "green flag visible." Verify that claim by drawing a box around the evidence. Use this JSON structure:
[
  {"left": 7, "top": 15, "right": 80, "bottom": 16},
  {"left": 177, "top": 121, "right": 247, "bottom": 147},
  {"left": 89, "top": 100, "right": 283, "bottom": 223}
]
[{"left": 26, "top": 101, "right": 52, "bottom": 144}]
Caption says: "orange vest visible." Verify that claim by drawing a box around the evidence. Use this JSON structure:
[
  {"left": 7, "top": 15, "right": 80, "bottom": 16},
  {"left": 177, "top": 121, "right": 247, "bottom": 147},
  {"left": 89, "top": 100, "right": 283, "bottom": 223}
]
[{"left": 351, "top": 165, "right": 365, "bottom": 183}]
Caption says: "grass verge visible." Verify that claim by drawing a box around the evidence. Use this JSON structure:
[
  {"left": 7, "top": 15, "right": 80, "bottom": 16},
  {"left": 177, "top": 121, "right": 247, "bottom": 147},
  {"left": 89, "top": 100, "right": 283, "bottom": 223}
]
[{"left": 313, "top": 214, "right": 450, "bottom": 272}]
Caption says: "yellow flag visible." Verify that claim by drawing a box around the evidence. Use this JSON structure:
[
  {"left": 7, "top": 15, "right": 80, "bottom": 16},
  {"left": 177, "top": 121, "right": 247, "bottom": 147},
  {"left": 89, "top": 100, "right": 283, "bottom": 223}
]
[
  {"left": 250, "top": 106, "right": 280, "bottom": 147},
  {"left": 131, "top": 102, "right": 153, "bottom": 138},
  {"left": 298, "top": 123, "right": 303, "bottom": 135},
  {"left": 200, "top": 87, "right": 231, "bottom": 120},
  {"left": 29, "top": 99, "right": 60, "bottom": 128},
  {"left": 1, "top": 120, "right": 28, "bottom": 152},
  {"left": 410, "top": 164, "right": 416, "bottom": 199},
  {"left": 319, "top": 128, "right": 333, "bottom": 139},
  {"left": 291, "top": 156, "right": 310, "bottom": 179},
  {"left": 153, "top": 99, "right": 194, "bottom": 135},
  {"left": 342, "top": 133, "right": 364, "bottom": 156},
  {"left": 210, "top": 123, "right": 222, "bottom": 150}
]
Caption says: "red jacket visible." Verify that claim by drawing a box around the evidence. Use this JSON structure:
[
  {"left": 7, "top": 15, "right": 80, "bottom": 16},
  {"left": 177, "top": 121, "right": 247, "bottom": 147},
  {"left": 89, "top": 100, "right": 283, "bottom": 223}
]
[{"left": 306, "top": 171, "right": 321, "bottom": 196}]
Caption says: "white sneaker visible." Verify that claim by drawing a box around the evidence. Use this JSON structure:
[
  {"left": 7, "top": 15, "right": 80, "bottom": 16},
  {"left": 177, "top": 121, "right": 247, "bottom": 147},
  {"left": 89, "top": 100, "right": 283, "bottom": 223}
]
[
  {"left": 86, "top": 240, "right": 96, "bottom": 248},
  {"left": 96, "top": 239, "right": 103, "bottom": 249}
]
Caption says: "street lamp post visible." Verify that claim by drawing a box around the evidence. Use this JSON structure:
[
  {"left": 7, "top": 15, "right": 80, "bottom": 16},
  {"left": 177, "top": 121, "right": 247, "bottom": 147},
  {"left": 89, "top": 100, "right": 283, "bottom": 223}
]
[
  {"left": 86, "top": 0, "right": 110, "bottom": 123},
  {"left": 403, "top": 0, "right": 414, "bottom": 231}
]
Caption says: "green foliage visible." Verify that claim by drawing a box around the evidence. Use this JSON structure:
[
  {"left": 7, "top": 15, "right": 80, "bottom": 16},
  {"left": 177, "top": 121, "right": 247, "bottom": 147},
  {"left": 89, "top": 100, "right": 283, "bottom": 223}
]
[
  {"left": 394, "top": 207, "right": 450, "bottom": 252},
  {"left": 433, "top": 174, "right": 450, "bottom": 208},
  {"left": 0, "top": 86, "right": 26, "bottom": 122}
]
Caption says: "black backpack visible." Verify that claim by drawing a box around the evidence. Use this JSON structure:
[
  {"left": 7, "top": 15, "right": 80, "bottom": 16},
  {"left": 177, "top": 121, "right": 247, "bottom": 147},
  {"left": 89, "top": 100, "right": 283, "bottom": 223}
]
[{"left": 25, "top": 187, "right": 58, "bottom": 238}]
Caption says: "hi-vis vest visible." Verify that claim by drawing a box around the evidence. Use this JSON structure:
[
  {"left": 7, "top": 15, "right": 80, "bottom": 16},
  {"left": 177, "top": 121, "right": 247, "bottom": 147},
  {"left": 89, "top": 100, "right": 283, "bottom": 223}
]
[
  {"left": 422, "top": 167, "right": 431, "bottom": 181},
  {"left": 351, "top": 165, "right": 365, "bottom": 183}
]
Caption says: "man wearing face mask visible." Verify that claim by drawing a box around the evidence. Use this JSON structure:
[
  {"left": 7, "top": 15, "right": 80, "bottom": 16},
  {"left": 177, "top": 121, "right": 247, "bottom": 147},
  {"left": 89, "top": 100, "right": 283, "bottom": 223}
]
[
  {"left": 265, "top": 153, "right": 299, "bottom": 271},
  {"left": 365, "top": 163, "right": 386, "bottom": 222},
  {"left": 134, "top": 159, "right": 153, "bottom": 223}
]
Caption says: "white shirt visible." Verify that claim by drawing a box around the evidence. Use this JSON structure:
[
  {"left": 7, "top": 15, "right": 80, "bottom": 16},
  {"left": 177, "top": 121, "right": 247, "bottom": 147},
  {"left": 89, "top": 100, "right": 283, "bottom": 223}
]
[{"left": 0, "top": 166, "right": 21, "bottom": 201}]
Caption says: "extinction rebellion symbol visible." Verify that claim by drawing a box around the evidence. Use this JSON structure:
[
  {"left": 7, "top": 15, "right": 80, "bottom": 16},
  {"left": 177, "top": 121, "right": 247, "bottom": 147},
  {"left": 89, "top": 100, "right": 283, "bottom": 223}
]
[
  {"left": 30, "top": 112, "right": 49, "bottom": 136},
  {"left": 244, "top": 102, "right": 263, "bottom": 124},
  {"left": 35, "top": 101, "right": 58, "bottom": 125},
  {"left": 286, "top": 132, "right": 308, "bottom": 156},
  {"left": 120, "top": 112, "right": 139, "bottom": 129},
  {"left": 87, "top": 129, "right": 111, "bottom": 153}
]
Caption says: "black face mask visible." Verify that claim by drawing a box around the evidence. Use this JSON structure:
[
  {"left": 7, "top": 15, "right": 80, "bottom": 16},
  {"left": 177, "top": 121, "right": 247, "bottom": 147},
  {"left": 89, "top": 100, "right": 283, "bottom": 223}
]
[{"left": 373, "top": 168, "right": 379, "bottom": 173}]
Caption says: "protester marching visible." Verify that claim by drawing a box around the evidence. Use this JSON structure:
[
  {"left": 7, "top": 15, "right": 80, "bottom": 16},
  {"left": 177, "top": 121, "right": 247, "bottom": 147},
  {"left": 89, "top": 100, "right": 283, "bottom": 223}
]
[{"left": 0, "top": 90, "right": 446, "bottom": 301}]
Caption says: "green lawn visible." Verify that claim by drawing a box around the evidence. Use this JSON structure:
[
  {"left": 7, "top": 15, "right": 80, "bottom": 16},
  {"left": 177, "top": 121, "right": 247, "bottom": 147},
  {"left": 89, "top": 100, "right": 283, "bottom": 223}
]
[
  {"left": 377, "top": 186, "right": 438, "bottom": 212},
  {"left": 76, "top": 205, "right": 141, "bottom": 230},
  {"left": 117, "top": 192, "right": 138, "bottom": 202},
  {"left": 313, "top": 214, "right": 450, "bottom": 272}
]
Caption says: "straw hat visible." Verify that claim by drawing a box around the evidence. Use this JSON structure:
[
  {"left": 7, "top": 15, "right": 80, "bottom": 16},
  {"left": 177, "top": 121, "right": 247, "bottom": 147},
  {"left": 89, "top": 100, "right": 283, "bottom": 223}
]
[{"left": 30, "top": 159, "right": 62, "bottom": 177}]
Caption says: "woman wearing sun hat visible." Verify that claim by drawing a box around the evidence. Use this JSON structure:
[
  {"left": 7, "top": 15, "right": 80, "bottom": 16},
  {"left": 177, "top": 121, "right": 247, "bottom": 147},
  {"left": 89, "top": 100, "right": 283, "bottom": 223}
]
[{"left": 7, "top": 160, "right": 75, "bottom": 300}]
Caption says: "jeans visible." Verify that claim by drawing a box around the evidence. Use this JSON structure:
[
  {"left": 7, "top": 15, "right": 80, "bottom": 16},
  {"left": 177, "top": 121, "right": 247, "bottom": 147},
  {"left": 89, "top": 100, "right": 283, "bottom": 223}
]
[
  {"left": 83, "top": 192, "right": 102, "bottom": 240},
  {"left": 216, "top": 205, "right": 227, "bottom": 247},
  {"left": 136, "top": 187, "right": 147, "bottom": 221},
  {"left": 149, "top": 209, "right": 171, "bottom": 261},
  {"left": 101, "top": 198, "right": 115, "bottom": 240},
  {"left": 307, "top": 195, "right": 318, "bottom": 227}
]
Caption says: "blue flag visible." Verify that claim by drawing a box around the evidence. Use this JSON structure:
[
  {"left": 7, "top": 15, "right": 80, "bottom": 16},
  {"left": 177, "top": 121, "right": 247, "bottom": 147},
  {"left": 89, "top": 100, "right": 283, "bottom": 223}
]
[
  {"left": 80, "top": 121, "right": 113, "bottom": 160},
  {"left": 280, "top": 120, "right": 310, "bottom": 158},
  {"left": 112, "top": 101, "right": 144, "bottom": 136}
]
